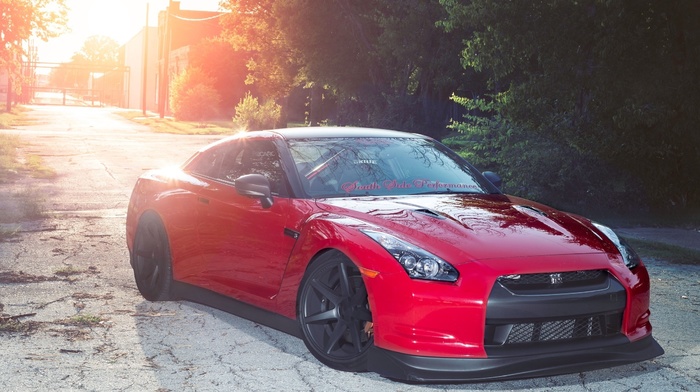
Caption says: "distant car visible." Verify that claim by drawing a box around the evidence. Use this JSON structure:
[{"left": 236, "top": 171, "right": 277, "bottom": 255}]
[{"left": 126, "top": 127, "right": 663, "bottom": 382}]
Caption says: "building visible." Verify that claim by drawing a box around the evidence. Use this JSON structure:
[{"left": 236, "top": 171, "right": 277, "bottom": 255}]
[
  {"left": 122, "top": 26, "right": 158, "bottom": 112},
  {"left": 157, "top": 1, "right": 224, "bottom": 116}
]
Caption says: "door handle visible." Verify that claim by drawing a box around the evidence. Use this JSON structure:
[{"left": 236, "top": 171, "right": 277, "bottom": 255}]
[{"left": 198, "top": 197, "right": 209, "bottom": 205}]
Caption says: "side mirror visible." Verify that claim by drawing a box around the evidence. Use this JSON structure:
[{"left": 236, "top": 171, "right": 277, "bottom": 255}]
[
  {"left": 482, "top": 171, "right": 502, "bottom": 189},
  {"left": 235, "top": 174, "right": 273, "bottom": 208}
]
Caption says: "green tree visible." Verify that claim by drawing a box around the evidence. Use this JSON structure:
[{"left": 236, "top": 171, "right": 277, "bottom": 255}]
[
  {"left": 1, "top": 0, "right": 67, "bottom": 107},
  {"left": 49, "top": 57, "right": 87, "bottom": 88},
  {"left": 220, "top": 0, "right": 301, "bottom": 102},
  {"left": 49, "top": 36, "right": 120, "bottom": 91},
  {"left": 219, "top": 0, "right": 467, "bottom": 135},
  {"left": 169, "top": 67, "right": 221, "bottom": 121},
  {"left": 277, "top": 0, "right": 470, "bottom": 135},
  {"left": 72, "top": 35, "right": 119, "bottom": 66},
  {"left": 189, "top": 38, "right": 250, "bottom": 116},
  {"left": 232, "top": 92, "right": 281, "bottom": 131},
  {"left": 442, "top": 0, "right": 700, "bottom": 211}
]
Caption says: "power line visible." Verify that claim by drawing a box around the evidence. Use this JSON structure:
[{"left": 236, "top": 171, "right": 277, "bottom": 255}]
[{"left": 171, "top": 13, "right": 226, "bottom": 22}]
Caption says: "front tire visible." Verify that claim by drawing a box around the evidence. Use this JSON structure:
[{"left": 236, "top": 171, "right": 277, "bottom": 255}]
[
  {"left": 131, "top": 212, "right": 175, "bottom": 301},
  {"left": 298, "top": 251, "right": 373, "bottom": 371}
]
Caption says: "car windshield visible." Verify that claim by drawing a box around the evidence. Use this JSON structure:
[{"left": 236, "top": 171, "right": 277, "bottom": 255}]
[{"left": 287, "top": 137, "right": 492, "bottom": 197}]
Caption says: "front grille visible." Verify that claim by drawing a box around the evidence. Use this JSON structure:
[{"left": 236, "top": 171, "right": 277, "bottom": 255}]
[
  {"left": 485, "top": 312, "right": 623, "bottom": 346},
  {"left": 485, "top": 269, "right": 626, "bottom": 349},
  {"left": 497, "top": 270, "right": 606, "bottom": 292},
  {"left": 507, "top": 316, "right": 601, "bottom": 343}
]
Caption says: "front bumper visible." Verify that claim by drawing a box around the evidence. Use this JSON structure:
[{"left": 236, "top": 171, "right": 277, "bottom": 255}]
[{"left": 368, "top": 334, "right": 663, "bottom": 383}]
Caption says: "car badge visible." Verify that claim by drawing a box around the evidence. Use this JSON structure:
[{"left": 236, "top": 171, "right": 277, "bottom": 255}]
[{"left": 549, "top": 273, "right": 563, "bottom": 285}]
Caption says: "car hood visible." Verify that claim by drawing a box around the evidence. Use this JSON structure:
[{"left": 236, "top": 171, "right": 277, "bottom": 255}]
[{"left": 315, "top": 194, "right": 608, "bottom": 262}]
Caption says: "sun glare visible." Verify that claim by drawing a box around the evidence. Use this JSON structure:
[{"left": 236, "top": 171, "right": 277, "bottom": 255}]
[
  {"left": 35, "top": 0, "right": 223, "bottom": 63},
  {"left": 69, "top": 1, "right": 141, "bottom": 44}
]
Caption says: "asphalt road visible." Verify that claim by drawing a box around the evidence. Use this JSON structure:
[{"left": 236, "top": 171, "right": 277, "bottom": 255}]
[{"left": 0, "top": 105, "right": 698, "bottom": 391}]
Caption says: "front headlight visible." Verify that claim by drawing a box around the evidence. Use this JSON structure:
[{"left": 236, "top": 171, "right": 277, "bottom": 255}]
[
  {"left": 361, "top": 230, "right": 459, "bottom": 282},
  {"left": 592, "top": 222, "right": 640, "bottom": 269}
]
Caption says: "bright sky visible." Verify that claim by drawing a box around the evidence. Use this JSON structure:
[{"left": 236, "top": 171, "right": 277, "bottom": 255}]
[{"left": 34, "top": 0, "right": 223, "bottom": 63}]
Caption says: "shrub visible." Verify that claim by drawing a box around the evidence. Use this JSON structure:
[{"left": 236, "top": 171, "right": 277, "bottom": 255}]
[
  {"left": 169, "top": 68, "right": 221, "bottom": 121},
  {"left": 232, "top": 92, "right": 281, "bottom": 131}
]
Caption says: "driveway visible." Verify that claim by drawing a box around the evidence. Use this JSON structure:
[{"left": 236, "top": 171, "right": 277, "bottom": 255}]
[{"left": 0, "top": 105, "right": 698, "bottom": 391}]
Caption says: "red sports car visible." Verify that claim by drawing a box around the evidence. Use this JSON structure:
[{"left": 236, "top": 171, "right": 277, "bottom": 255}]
[{"left": 126, "top": 127, "right": 663, "bottom": 382}]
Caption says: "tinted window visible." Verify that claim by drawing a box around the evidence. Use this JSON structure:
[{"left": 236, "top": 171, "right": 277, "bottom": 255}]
[
  {"left": 187, "top": 145, "right": 229, "bottom": 179},
  {"left": 287, "top": 137, "right": 490, "bottom": 197},
  {"left": 189, "top": 140, "right": 288, "bottom": 196}
]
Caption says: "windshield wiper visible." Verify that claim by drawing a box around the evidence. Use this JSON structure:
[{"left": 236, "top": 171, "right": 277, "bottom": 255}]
[{"left": 305, "top": 148, "right": 347, "bottom": 180}]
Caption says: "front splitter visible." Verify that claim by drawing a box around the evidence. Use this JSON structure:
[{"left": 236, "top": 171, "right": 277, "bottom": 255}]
[{"left": 368, "top": 334, "right": 664, "bottom": 383}]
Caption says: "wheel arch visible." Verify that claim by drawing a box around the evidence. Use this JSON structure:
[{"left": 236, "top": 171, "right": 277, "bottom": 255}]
[
  {"left": 294, "top": 248, "right": 351, "bottom": 311},
  {"left": 128, "top": 209, "right": 166, "bottom": 266},
  {"left": 295, "top": 245, "right": 375, "bottom": 372},
  {"left": 275, "top": 216, "right": 400, "bottom": 320},
  {"left": 130, "top": 208, "right": 176, "bottom": 301}
]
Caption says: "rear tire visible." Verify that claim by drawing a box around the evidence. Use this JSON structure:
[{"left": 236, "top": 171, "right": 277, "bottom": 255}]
[
  {"left": 298, "top": 251, "right": 373, "bottom": 371},
  {"left": 131, "top": 212, "right": 175, "bottom": 301}
]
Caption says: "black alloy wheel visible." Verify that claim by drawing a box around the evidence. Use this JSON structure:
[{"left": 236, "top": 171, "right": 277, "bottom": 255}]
[
  {"left": 132, "top": 212, "right": 175, "bottom": 301},
  {"left": 298, "top": 251, "right": 373, "bottom": 371}
]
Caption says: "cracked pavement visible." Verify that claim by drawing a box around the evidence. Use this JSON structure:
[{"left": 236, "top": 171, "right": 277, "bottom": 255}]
[{"left": 0, "top": 105, "right": 698, "bottom": 391}]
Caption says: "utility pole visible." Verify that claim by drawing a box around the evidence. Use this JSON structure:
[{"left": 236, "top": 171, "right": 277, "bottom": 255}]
[
  {"left": 5, "top": 77, "right": 11, "bottom": 112},
  {"left": 158, "top": 0, "right": 172, "bottom": 118},
  {"left": 142, "top": 3, "right": 149, "bottom": 116}
]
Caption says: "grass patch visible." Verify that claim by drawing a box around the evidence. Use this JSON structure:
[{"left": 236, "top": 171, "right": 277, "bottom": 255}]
[
  {"left": 2, "top": 188, "right": 47, "bottom": 222},
  {"left": 54, "top": 266, "right": 84, "bottom": 277},
  {"left": 24, "top": 154, "right": 57, "bottom": 179},
  {"left": 116, "top": 110, "right": 310, "bottom": 135},
  {"left": 0, "top": 318, "right": 41, "bottom": 334},
  {"left": 625, "top": 237, "right": 700, "bottom": 265},
  {"left": 1, "top": 134, "right": 56, "bottom": 182},
  {"left": 0, "top": 134, "right": 21, "bottom": 181},
  {"left": 115, "top": 110, "right": 237, "bottom": 135},
  {"left": 0, "top": 132, "right": 52, "bottom": 223},
  {"left": 0, "top": 189, "right": 46, "bottom": 223},
  {"left": 0, "top": 271, "right": 55, "bottom": 284},
  {"left": 0, "top": 107, "right": 30, "bottom": 129},
  {"left": 62, "top": 314, "right": 105, "bottom": 327}
]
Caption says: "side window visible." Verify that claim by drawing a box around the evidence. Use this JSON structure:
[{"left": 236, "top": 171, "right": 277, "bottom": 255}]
[
  {"left": 188, "top": 146, "right": 227, "bottom": 179},
  {"left": 219, "top": 140, "right": 288, "bottom": 196},
  {"left": 218, "top": 146, "right": 245, "bottom": 182}
]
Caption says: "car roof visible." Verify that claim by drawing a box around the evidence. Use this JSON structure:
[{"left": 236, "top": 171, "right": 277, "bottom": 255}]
[{"left": 250, "top": 127, "right": 428, "bottom": 140}]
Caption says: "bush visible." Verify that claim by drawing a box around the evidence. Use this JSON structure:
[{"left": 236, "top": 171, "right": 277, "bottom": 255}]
[
  {"left": 232, "top": 92, "right": 281, "bottom": 131},
  {"left": 169, "top": 68, "right": 221, "bottom": 121}
]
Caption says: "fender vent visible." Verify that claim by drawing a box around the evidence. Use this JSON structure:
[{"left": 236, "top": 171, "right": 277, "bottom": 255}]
[
  {"left": 515, "top": 205, "right": 548, "bottom": 217},
  {"left": 413, "top": 208, "right": 445, "bottom": 220}
]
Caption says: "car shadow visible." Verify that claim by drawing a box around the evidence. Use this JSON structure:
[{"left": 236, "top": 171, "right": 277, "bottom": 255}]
[{"left": 132, "top": 295, "right": 668, "bottom": 390}]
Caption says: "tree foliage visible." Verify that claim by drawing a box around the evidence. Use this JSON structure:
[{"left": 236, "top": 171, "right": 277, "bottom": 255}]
[
  {"left": 71, "top": 35, "right": 119, "bottom": 66},
  {"left": 216, "top": 0, "right": 700, "bottom": 212},
  {"left": 441, "top": 0, "right": 700, "bottom": 211},
  {"left": 220, "top": 0, "right": 301, "bottom": 101},
  {"left": 188, "top": 39, "right": 250, "bottom": 116},
  {"left": 232, "top": 92, "right": 281, "bottom": 131},
  {"left": 219, "top": 0, "right": 466, "bottom": 137},
  {"left": 169, "top": 67, "right": 221, "bottom": 121},
  {"left": 47, "top": 35, "right": 119, "bottom": 90},
  {"left": 1, "top": 0, "right": 67, "bottom": 93}
]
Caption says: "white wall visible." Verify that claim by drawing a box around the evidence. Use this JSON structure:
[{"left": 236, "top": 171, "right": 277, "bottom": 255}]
[{"left": 123, "top": 27, "right": 158, "bottom": 112}]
